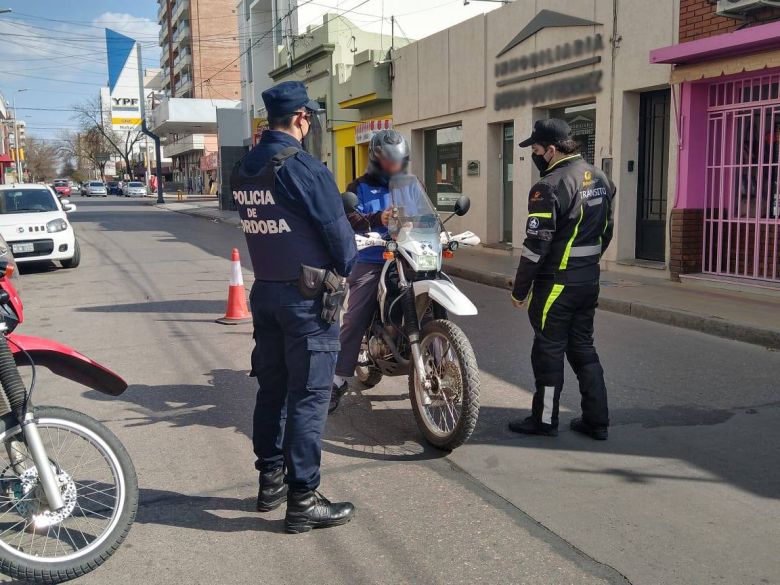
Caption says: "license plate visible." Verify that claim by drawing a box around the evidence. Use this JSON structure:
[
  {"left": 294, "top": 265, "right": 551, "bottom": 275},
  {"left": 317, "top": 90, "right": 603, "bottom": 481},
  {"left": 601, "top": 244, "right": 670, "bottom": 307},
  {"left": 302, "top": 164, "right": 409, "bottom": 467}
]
[{"left": 12, "top": 243, "right": 34, "bottom": 254}]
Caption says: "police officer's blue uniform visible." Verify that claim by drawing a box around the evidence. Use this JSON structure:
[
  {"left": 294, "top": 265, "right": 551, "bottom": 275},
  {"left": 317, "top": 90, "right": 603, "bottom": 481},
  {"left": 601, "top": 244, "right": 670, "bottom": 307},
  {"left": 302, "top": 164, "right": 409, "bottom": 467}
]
[{"left": 231, "top": 82, "right": 357, "bottom": 530}]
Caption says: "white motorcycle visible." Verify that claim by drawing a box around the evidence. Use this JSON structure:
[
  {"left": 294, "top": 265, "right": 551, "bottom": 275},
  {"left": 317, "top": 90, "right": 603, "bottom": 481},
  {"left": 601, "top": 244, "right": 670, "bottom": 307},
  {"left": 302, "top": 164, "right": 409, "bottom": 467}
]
[{"left": 343, "top": 175, "right": 481, "bottom": 450}]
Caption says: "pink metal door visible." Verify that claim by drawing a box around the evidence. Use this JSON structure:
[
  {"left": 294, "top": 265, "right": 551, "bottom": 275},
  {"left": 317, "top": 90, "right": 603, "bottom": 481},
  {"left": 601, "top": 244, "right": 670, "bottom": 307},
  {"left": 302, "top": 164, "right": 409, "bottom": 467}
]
[{"left": 704, "top": 74, "right": 780, "bottom": 282}]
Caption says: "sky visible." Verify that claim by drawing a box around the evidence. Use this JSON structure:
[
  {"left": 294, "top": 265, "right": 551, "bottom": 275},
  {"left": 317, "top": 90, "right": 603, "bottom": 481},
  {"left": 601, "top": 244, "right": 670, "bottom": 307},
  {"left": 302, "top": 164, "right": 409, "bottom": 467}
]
[{"left": 0, "top": 0, "right": 500, "bottom": 143}]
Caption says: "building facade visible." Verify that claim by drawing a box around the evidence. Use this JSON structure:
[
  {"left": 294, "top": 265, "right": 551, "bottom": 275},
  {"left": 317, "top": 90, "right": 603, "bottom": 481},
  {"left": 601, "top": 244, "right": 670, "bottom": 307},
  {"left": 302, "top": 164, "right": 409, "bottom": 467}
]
[
  {"left": 157, "top": 0, "right": 241, "bottom": 191},
  {"left": 393, "top": 1, "right": 679, "bottom": 278},
  {"left": 651, "top": 0, "right": 780, "bottom": 286}
]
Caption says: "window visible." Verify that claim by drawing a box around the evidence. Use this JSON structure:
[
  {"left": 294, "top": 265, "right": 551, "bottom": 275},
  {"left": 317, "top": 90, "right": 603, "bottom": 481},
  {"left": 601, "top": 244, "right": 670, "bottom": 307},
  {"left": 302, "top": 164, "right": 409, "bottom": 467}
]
[
  {"left": 424, "top": 125, "right": 463, "bottom": 211},
  {"left": 0, "top": 189, "right": 57, "bottom": 214},
  {"left": 550, "top": 103, "right": 596, "bottom": 164}
]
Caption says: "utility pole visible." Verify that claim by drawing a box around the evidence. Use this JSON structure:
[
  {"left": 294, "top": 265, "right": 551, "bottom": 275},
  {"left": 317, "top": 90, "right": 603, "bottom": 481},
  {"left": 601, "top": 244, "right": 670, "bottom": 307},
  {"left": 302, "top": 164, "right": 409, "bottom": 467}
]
[
  {"left": 136, "top": 44, "right": 165, "bottom": 204},
  {"left": 12, "top": 89, "right": 29, "bottom": 183}
]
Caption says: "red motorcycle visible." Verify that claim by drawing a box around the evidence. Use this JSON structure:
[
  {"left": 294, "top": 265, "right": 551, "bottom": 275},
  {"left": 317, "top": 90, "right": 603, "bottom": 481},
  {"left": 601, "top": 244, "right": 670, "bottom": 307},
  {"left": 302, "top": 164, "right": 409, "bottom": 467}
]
[{"left": 0, "top": 261, "right": 137, "bottom": 582}]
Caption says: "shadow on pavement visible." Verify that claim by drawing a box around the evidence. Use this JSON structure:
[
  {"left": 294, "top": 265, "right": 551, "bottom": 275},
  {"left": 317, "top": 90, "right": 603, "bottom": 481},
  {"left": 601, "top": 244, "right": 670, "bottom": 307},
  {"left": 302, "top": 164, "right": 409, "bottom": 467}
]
[
  {"left": 77, "top": 299, "right": 225, "bottom": 314},
  {"left": 137, "top": 487, "right": 284, "bottom": 534}
]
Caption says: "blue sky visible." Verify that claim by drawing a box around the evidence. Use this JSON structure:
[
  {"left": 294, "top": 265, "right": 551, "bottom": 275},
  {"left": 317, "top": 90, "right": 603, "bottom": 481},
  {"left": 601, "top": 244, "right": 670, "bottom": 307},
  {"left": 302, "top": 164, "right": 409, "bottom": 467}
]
[{"left": 0, "top": 0, "right": 161, "bottom": 142}]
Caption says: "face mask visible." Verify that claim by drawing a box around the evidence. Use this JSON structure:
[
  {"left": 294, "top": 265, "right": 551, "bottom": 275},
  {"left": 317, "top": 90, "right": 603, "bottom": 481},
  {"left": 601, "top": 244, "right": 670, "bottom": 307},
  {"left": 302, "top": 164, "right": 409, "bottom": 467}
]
[{"left": 532, "top": 153, "right": 549, "bottom": 173}]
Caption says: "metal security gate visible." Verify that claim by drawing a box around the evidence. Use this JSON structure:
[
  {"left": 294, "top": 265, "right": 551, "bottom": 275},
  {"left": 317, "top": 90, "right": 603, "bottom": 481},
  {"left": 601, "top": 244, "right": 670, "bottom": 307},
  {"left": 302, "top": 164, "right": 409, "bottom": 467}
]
[{"left": 704, "top": 74, "right": 780, "bottom": 282}]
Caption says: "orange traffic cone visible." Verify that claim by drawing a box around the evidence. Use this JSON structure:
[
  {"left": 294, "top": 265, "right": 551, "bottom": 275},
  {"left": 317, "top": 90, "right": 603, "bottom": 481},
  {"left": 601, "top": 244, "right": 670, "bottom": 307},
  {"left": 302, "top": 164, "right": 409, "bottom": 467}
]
[{"left": 216, "top": 248, "right": 252, "bottom": 325}]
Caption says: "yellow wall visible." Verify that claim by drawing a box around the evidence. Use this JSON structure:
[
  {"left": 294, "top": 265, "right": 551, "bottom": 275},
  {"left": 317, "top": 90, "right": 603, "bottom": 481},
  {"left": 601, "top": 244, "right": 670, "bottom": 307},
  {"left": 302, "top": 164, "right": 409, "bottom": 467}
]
[{"left": 333, "top": 115, "right": 392, "bottom": 191}]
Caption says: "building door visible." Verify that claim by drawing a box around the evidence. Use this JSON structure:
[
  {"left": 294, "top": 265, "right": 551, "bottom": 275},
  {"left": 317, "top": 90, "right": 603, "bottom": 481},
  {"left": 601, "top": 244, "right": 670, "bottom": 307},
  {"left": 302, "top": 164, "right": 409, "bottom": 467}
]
[
  {"left": 502, "top": 123, "right": 514, "bottom": 243},
  {"left": 704, "top": 74, "right": 780, "bottom": 282},
  {"left": 636, "top": 90, "right": 671, "bottom": 262}
]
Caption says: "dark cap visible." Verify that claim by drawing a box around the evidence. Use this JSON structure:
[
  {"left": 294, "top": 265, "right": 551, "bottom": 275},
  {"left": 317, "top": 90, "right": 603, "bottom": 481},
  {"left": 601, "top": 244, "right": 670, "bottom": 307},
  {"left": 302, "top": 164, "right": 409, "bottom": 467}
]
[
  {"left": 518, "top": 118, "right": 572, "bottom": 148},
  {"left": 261, "top": 81, "right": 321, "bottom": 117}
]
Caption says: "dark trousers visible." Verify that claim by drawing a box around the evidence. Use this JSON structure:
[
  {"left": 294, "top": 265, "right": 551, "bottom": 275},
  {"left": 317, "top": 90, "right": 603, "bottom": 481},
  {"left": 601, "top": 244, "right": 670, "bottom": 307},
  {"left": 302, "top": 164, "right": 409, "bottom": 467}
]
[
  {"left": 527, "top": 281, "right": 609, "bottom": 429},
  {"left": 335, "top": 262, "right": 383, "bottom": 378},
  {"left": 250, "top": 281, "right": 340, "bottom": 491}
]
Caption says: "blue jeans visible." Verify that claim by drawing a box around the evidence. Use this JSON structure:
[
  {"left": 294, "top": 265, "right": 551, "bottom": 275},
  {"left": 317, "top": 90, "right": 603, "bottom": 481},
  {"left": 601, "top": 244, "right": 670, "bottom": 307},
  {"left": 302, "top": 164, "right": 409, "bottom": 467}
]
[{"left": 250, "top": 280, "right": 340, "bottom": 490}]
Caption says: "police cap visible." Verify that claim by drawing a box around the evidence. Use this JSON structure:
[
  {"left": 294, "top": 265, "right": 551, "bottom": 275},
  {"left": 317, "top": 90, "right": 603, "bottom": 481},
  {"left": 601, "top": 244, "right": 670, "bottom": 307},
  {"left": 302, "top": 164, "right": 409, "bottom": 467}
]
[{"left": 262, "top": 81, "right": 321, "bottom": 117}]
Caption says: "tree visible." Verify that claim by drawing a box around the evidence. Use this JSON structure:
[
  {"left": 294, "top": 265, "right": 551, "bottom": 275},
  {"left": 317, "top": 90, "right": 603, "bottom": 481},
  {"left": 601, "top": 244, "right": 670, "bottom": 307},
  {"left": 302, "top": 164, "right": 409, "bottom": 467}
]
[
  {"left": 72, "top": 96, "right": 144, "bottom": 180},
  {"left": 60, "top": 160, "right": 76, "bottom": 178},
  {"left": 24, "top": 136, "right": 59, "bottom": 182},
  {"left": 57, "top": 129, "right": 110, "bottom": 181}
]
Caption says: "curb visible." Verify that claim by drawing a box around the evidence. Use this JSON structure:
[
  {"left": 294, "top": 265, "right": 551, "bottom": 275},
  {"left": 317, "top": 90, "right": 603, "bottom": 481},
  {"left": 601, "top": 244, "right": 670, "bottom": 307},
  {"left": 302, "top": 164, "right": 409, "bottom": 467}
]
[{"left": 446, "top": 265, "right": 780, "bottom": 350}]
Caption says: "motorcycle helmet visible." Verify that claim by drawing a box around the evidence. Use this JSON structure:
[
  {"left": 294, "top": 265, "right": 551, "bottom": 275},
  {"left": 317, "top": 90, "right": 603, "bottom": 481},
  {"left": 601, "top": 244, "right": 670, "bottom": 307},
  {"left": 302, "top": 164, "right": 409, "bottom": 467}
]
[{"left": 368, "top": 129, "right": 410, "bottom": 182}]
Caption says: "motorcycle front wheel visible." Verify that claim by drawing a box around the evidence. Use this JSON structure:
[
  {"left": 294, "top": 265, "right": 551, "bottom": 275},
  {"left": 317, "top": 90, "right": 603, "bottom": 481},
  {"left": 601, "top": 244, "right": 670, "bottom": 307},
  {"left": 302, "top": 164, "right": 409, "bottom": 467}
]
[
  {"left": 409, "top": 320, "right": 480, "bottom": 451},
  {"left": 0, "top": 406, "right": 138, "bottom": 583}
]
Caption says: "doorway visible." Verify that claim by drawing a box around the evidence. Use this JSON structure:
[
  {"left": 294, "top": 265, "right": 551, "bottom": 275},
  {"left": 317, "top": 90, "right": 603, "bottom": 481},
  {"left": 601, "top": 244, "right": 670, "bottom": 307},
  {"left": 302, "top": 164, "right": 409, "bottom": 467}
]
[
  {"left": 501, "top": 123, "right": 514, "bottom": 243},
  {"left": 636, "top": 89, "right": 671, "bottom": 262}
]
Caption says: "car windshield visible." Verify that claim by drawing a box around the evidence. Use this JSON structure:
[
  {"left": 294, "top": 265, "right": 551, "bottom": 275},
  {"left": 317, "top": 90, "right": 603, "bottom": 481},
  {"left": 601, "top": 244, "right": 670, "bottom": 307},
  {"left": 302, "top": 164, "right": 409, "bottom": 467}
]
[
  {"left": 89, "top": 182, "right": 104, "bottom": 187},
  {"left": 387, "top": 175, "right": 442, "bottom": 243},
  {"left": 128, "top": 182, "right": 143, "bottom": 187},
  {"left": 0, "top": 189, "right": 58, "bottom": 214},
  {"left": 53, "top": 180, "right": 68, "bottom": 186}
]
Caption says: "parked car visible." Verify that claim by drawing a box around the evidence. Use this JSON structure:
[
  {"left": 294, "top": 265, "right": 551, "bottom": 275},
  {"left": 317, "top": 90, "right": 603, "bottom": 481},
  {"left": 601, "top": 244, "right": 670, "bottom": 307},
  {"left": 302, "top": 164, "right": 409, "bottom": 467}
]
[
  {"left": 86, "top": 181, "right": 107, "bottom": 197},
  {"left": 107, "top": 181, "right": 121, "bottom": 195},
  {"left": 0, "top": 184, "right": 80, "bottom": 268},
  {"left": 123, "top": 181, "right": 147, "bottom": 197}
]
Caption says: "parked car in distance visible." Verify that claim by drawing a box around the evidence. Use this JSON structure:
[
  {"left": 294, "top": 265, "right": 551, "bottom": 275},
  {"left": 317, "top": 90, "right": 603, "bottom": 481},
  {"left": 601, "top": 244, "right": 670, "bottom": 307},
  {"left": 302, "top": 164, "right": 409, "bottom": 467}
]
[
  {"left": 86, "top": 181, "right": 107, "bottom": 197},
  {"left": 0, "top": 184, "right": 80, "bottom": 268},
  {"left": 107, "top": 181, "right": 121, "bottom": 195},
  {"left": 123, "top": 181, "right": 147, "bottom": 197},
  {"left": 52, "top": 179, "right": 71, "bottom": 198}
]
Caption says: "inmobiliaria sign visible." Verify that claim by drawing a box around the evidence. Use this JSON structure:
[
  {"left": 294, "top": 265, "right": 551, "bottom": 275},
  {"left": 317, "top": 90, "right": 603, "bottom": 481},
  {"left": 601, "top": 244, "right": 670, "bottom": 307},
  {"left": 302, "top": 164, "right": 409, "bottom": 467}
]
[{"left": 494, "top": 10, "right": 605, "bottom": 111}]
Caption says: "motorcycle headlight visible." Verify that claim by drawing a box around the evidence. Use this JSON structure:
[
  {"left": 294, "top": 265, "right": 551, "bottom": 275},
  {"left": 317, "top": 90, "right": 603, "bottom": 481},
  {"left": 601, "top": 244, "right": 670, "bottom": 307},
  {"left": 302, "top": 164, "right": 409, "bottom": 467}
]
[
  {"left": 46, "top": 219, "right": 68, "bottom": 233},
  {"left": 415, "top": 255, "right": 438, "bottom": 271}
]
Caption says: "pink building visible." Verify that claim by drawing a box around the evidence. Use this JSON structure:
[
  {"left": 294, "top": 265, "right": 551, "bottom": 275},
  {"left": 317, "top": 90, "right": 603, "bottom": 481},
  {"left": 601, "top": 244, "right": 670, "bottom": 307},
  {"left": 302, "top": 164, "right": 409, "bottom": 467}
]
[{"left": 652, "top": 10, "right": 780, "bottom": 286}]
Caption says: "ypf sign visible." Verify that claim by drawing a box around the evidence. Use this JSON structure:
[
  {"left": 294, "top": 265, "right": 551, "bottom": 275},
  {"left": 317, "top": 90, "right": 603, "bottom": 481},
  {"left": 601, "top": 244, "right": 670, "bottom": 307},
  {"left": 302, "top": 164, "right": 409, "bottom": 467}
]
[{"left": 106, "top": 29, "right": 143, "bottom": 132}]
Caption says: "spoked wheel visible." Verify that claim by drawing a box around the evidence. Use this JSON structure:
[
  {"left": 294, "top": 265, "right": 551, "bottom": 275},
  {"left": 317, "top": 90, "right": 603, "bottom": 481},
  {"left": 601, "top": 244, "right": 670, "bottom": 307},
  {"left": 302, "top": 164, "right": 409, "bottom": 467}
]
[
  {"left": 0, "top": 406, "right": 138, "bottom": 583},
  {"left": 354, "top": 334, "right": 383, "bottom": 388},
  {"left": 409, "top": 320, "right": 480, "bottom": 450}
]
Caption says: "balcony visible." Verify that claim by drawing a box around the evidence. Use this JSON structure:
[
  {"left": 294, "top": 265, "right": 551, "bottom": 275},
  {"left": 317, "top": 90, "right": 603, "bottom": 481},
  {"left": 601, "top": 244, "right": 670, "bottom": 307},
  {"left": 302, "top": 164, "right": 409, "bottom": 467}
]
[
  {"left": 158, "top": 0, "right": 167, "bottom": 24},
  {"left": 171, "top": 0, "right": 189, "bottom": 26},
  {"left": 173, "top": 50, "right": 191, "bottom": 76},
  {"left": 159, "top": 22, "right": 169, "bottom": 44},
  {"left": 173, "top": 24, "right": 190, "bottom": 47},
  {"left": 175, "top": 74, "right": 192, "bottom": 94}
]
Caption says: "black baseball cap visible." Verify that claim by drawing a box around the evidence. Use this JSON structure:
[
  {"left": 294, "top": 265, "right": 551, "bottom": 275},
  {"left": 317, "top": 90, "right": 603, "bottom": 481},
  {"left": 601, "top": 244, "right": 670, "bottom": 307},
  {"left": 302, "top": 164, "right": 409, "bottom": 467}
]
[
  {"left": 518, "top": 118, "right": 572, "bottom": 148},
  {"left": 261, "top": 81, "right": 321, "bottom": 117}
]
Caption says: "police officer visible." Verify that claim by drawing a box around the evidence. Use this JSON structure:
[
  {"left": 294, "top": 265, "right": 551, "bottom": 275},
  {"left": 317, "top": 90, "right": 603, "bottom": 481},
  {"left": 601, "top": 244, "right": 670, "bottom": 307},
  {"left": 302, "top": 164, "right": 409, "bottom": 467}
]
[
  {"left": 231, "top": 81, "right": 358, "bottom": 533},
  {"left": 509, "top": 119, "right": 614, "bottom": 441}
]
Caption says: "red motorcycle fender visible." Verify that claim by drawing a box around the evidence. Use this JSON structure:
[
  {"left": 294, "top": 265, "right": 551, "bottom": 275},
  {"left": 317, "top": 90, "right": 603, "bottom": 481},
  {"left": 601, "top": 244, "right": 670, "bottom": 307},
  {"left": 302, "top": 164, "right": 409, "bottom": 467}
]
[{"left": 7, "top": 334, "right": 128, "bottom": 396}]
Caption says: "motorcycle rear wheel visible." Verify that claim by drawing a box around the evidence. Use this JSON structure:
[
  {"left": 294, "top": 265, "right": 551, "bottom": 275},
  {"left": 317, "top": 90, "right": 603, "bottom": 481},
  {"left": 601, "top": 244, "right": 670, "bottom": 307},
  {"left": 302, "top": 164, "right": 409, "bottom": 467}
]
[
  {"left": 0, "top": 406, "right": 138, "bottom": 583},
  {"left": 409, "top": 320, "right": 480, "bottom": 451}
]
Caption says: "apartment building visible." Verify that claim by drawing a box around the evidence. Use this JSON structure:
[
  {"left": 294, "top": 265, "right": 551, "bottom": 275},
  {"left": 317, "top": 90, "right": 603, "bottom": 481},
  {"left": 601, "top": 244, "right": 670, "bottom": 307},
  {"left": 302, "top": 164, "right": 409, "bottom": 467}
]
[{"left": 156, "top": 0, "right": 241, "bottom": 191}]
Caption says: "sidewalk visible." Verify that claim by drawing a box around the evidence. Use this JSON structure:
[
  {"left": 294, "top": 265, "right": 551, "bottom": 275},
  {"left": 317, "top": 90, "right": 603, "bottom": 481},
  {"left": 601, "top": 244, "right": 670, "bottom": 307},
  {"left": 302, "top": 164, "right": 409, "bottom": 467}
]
[{"left": 153, "top": 198, "right": 780, "bottom": 349}]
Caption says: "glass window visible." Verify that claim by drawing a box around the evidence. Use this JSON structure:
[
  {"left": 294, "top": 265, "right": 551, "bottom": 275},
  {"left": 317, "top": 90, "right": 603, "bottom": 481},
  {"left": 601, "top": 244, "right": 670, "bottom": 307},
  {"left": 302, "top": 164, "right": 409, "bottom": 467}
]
[
  {"left": 0, "top": 189, "right": 58, "bottom": 214},
  {"left": 424, "top": 125, "right": 463, "bottom": 211},
  {"left": 550, "top": 104, "right": 596, "bottom": 165}
]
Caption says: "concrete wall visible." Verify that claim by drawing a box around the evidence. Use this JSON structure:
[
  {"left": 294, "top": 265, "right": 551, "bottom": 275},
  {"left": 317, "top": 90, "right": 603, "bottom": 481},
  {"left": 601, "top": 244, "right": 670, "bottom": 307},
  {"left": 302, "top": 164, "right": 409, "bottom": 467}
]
[{"left": 393, "top": 0, "right": 679, "bottom": 276}]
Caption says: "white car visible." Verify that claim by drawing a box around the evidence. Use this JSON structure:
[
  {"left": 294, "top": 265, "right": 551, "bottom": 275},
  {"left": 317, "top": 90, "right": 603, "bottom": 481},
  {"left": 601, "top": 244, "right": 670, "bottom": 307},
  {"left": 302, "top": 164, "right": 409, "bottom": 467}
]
[
  {"left": 123, "top": 181, "right": 147, "bottom": 197},
  {"left": 0, "top": 184, "right": 80, "bottom": 268},
  {"left": 86, "top": 181, "right": 107, "bottom": 197}
]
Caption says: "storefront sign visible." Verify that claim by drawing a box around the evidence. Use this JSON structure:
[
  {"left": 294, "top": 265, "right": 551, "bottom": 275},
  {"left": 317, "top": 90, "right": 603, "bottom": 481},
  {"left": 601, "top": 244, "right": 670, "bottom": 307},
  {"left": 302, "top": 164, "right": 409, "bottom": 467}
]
[
  {"left": 493, "top": 10, "right": 605, "bottom": 112},
  {"left": 200, "top": 152, "right": 218, "bottom": 171},
  {"left": 106, "top": 29, "right": 143, "bottom": 132},
  {"left": 355, "top": 119, "right": 393, "bottom": 144}
]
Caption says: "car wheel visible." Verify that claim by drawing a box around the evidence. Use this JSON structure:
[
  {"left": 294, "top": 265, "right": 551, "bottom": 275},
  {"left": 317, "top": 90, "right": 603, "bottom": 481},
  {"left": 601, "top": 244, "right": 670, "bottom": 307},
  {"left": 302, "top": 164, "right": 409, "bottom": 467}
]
[{"left": 61, "top": 240, "right": 81, "bottom": 269}]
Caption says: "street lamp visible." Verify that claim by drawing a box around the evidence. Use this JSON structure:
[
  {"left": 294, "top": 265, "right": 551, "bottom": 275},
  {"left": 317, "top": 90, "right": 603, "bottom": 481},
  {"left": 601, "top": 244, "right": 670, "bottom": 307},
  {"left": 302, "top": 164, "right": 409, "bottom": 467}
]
[
  {"left": 0, "top": 9, "right": 12, "bottom": 14},
  {"left": 12, "top": 89, "right": 29, "bottom": 183}
]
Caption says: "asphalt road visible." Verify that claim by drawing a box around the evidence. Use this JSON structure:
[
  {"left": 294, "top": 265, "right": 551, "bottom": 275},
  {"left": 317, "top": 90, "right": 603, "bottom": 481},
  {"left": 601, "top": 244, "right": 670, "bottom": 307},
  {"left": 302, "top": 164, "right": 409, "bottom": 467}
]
[{"left": 3, "top": 197, "right": 778, "bottom": 585}]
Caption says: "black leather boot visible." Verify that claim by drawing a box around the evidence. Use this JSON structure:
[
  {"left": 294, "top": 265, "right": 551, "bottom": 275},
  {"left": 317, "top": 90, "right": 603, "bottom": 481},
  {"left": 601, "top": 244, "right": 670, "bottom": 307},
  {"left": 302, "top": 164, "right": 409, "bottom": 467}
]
[
  {"left": 256, "top": 467, "right": 287, "bottom": 512},
  {"left": 570, "top": 417, "right": 608, "bottom": 441},
  {"left": 285, "top": 489, "right": 355, "bottom": 533},
  {"left": 508, "top": 415, "right": 558, "bottom": 436}
]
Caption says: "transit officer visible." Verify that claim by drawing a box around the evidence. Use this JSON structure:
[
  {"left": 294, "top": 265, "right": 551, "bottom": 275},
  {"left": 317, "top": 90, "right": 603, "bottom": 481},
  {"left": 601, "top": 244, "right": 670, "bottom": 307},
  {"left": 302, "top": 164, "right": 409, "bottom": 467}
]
[
  {"left": 231, "top": 80, "right": 358, "bottom": 533},
  {"left": 509, "top": 119, "right": 614, "bottom": 440}
]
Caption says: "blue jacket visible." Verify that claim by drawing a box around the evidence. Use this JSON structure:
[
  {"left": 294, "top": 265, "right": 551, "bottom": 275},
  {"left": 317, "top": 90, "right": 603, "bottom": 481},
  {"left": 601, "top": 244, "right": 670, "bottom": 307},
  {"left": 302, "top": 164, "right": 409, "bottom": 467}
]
[
  {"left": 231, "top": 130, "right": 357, "bottom": 280},
  {"left": 346, "top": 174, "right": 391, "bottom": 264}
]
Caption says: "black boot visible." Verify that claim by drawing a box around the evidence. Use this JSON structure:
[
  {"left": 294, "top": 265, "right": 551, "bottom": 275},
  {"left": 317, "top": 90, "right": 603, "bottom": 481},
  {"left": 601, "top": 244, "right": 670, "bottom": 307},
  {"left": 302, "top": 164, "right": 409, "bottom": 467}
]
[
  {"left": 285, "top": 489, "right": 355, "bottom": 534},
  {"left": 256, "top": 467, "right": 287, "bottom": 512},
  {"left": 570, "top": 417, "right": 608, "bottom": 441},
  {"left": 508, "top": 415, "right": 558, "bottom": 436},
  {"left": 329, "top": 381, "right": 348, "bottom": 415}
]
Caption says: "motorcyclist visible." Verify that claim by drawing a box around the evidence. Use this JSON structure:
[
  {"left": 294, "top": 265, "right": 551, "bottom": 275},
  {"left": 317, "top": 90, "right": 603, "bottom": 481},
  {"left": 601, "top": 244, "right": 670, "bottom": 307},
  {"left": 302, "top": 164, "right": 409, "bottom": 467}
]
[{"left": 329, "top": 129, "right": 410, "bottom": 413}]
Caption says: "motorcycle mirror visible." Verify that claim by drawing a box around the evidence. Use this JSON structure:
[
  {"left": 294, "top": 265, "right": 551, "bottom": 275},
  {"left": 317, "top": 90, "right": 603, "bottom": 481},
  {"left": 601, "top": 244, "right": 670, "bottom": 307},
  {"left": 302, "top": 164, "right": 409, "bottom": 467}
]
[
  {"left": 454, "top": 195, "right": 471, "bottom": 217},
  {"left": 342, "top": 191, "right": 359, "bottom": 213}
]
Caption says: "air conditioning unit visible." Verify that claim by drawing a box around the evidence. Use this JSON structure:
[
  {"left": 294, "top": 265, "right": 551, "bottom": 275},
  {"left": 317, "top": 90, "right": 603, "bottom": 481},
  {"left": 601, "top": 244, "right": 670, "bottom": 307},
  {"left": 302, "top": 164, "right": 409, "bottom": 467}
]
[{"left": 716, "top": 0, "right": 780, "bottom": 18}]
